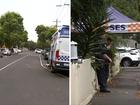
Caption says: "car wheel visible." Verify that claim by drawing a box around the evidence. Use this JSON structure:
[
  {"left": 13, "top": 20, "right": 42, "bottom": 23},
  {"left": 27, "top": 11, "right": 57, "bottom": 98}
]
[{"left": 122, "top": 59, "right": 131, "bottom": 67}]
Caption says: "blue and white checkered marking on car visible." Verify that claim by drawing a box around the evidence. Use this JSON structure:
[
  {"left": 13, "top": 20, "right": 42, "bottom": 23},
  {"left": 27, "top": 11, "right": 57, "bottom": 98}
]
[{"left": 58, "top": 56, "right": 69, "bottom": 61}]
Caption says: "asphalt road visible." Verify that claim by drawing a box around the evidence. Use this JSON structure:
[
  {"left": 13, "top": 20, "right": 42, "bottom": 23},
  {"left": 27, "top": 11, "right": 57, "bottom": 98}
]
[{"left": 0, "top": 51, "right": 69, "bottom": 105}]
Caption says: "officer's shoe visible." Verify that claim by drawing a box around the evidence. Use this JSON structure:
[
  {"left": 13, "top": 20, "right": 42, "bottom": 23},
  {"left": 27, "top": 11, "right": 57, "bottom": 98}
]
[{"left": 100, "top": 89, "right": 111, "bottom": 93}]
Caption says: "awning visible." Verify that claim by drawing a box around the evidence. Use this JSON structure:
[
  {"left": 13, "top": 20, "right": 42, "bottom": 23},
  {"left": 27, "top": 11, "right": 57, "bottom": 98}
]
[
  {"left": 107, "top": 22, "right": 140, "bottom": 33},
  {"left": 107, "top": 6, "right": 140, "bottom": 33}
]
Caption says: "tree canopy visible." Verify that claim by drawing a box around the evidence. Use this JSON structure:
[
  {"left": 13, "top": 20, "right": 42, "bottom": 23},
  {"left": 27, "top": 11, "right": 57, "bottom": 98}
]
[
  {"left": 25, "top": 40, "right": 37, "bottom": 50},
  {"left": 35, "top": 25, "right": 56, "bottom": 49},
  {"left": 0, "top": 12, "right": 28, "bottom": 48},
  {"left": 72, "top": 0, "right": 109, "bottom": 58},
  {"left": 106, "top": 0, "right": 140, "bottom": 21}
]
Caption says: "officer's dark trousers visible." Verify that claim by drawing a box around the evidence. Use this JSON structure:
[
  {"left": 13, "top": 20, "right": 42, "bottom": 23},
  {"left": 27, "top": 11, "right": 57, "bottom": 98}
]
[{"left": 96, "top": 63, "right": 109, "bottom": 90}]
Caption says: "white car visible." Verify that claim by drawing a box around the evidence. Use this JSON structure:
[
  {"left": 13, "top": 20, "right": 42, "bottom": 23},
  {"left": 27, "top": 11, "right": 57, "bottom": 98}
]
[
  {"left": 116, "top": 47, "right": 140, "bottom": 67},
  {"left": 13, "top": 48, "right": 19, "bottom": 54},
  {"left": 17, "top": 49, "right": 22, "bottom": 53},
  {"left": 35, "top": 49, "right": 42, "bottom": 54},
  {"left": 1, "top": 48, "right": 11, "bottom": 56}
]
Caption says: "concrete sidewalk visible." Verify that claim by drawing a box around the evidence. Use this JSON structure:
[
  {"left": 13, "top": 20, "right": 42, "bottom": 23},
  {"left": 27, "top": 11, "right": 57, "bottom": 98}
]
[{"left": 88, "top": 68, "right": 140, "bottom": 105}]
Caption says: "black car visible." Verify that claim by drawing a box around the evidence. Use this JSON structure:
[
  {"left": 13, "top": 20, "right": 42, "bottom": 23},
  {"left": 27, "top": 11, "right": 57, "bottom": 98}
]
[
  {"left": 0, "top": 49, "right": 3, "bottom": 58},
  {"left": 42, "top": 48, "right": 50, "bottom": 60}
]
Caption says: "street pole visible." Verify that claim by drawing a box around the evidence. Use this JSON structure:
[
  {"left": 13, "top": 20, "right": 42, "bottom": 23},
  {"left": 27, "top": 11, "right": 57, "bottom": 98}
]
[
  {"left": 54, "top": 2, "right": 70, "bottom": 28},
  {"left": 53, "top": 19, "right": 61, "bottom": 29}
]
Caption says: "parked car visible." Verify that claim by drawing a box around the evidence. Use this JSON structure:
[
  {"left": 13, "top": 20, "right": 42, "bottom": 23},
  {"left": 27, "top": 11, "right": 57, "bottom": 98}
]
[
  {"left": 35, "top": 49, "right": 43, "bottom": 54},
  {"left": 116, "top": 47, "right": 140, "bottom": 67},
  {"left": 13, "top": 48, "right": 18, "bottom": 54},
  {"left": 41, "top": 49, "right": 46, "bottom": 56},
  {"left": 44, "top": 51, "right": 49, "bottom": 60},
  {"left": 1, "top": 48, "right": 11, "bottom": 56},
  {"left": 42, "top": 49, "right": 50, "bottom": 60},
  {"left": 0, "top": 49, "right": 3, "bottom": 58},
  {"left": 44, "top": 52, "right": 49, "bottom": 60}
]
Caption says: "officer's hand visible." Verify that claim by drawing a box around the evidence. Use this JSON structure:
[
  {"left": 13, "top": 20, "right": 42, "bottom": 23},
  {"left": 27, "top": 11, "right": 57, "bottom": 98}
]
[{"left": 109, "top": 58, "right": 112, "bottom": 63}]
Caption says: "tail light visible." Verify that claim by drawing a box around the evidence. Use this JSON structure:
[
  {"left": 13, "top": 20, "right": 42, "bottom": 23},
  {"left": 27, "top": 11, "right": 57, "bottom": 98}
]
[{"left": 56, "top": 50, "right": 60, "bottom": 60}]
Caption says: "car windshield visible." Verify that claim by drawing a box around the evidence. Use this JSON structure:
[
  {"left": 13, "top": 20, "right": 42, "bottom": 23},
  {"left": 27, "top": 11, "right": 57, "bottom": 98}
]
[
  {"left": 117, "top": 49, "right": 127, "bottom": 53},
  {"left": 128, "top": 49, "right": 139, "bottom": 53},
  {"left": 117, "top": 47, "right": 140, "bottom": 53}
]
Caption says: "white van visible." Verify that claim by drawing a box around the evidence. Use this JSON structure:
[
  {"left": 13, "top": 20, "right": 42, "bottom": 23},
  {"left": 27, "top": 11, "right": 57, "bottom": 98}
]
[{"left": 49, "top": 25, "right": 69, "bottom": 73}]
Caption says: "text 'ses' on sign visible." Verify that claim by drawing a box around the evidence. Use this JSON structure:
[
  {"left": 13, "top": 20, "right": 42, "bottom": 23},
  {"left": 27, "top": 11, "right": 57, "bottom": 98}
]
[{"left": 107, "top": 22, "right": 140, "bottom": 33}]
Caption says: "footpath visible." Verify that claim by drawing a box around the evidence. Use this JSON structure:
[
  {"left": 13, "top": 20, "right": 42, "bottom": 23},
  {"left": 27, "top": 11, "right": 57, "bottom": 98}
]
[{"left": 88, "top": 68, "right": 140, "bottom": 105}]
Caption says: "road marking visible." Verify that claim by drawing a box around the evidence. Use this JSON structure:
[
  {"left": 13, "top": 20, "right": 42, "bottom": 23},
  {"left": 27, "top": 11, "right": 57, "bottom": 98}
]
[
  {"left": 0, "top": 55, "right": 28, "bottom": 71},
  {"left": 39, "top": 55, "right": 68, "bottom": 78},
  {"left": 39, "top": 55, "right": 48, "bottom": 70}
]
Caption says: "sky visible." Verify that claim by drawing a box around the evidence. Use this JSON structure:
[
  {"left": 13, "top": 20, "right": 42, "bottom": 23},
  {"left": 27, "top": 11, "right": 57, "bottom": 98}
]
[{"left": 0, "top": 0, "right": 70, "bottom": 42}]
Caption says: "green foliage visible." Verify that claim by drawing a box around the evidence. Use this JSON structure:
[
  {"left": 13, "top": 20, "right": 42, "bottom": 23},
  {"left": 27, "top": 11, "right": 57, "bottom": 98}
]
[
  {"left": 72, "top": 0, "right": 110, "bottom": 58},
  {"left": 106, "top": 0, "right": 140, "bottom": 21},
  {"left": 134, "top": 33, "right": 140, "bottom": 43},
  {"left": 25, "top": 41, "right": 37, "bottom": 50},
  {"left": 35, "top": 25, "right": 56, "bottom": 49},
  {"left": 0, "top": 12, "right": 28, "bottom": 48}
]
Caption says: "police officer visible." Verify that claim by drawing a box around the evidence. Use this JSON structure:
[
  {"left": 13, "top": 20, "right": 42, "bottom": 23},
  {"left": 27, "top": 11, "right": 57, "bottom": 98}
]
[{"left": 95, "top": 37, "right": 113, "bottom": 93}]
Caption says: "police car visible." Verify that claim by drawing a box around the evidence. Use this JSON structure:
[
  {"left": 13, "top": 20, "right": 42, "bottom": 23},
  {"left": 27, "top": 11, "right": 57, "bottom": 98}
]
[{"left": 49, "top": 25, "right": 69, "bottom": 73}]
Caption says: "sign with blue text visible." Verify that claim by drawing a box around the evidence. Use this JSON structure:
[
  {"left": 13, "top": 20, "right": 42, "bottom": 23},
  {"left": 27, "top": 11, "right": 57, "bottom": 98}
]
[{"left": 107, "top": 22, "right": 140, "bottom": 33}]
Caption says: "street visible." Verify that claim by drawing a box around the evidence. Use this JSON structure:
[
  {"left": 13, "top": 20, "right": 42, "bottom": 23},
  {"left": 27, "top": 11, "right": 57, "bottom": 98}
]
[
  {"left": 88, "top": 67, "right": 140, "bottom": 105},
  {"left": 0, "top": 51, "right": 69, "bottom": 105}
]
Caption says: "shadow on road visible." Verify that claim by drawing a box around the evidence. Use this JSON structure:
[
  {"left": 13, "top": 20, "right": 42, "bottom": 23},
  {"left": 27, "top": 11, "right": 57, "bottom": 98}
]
[
  {"left": 39, "top": 54, "right": 69, "bottom": 78},
  {"left": 56, "top": 71, "right": 69, "bottom": 77}
]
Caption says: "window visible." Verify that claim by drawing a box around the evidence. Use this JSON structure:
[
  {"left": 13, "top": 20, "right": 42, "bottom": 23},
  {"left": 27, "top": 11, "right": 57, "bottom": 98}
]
[
  {"left": 117, "top": 49, "right": 127, "bottom": 53},
  {"left": 60, "top": 27, "right": 69, "bottom": 37}
]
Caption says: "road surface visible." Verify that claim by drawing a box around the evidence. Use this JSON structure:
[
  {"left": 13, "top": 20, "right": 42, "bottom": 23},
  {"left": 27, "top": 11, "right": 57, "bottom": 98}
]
[{"left": 0, "top": 51, "right": 69, "bottom": 105}]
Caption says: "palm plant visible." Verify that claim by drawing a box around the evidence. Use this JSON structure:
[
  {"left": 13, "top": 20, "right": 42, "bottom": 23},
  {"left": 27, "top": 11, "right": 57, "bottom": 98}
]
[{"left": 72, "top": 0, "right": 110, "bottom": 58}]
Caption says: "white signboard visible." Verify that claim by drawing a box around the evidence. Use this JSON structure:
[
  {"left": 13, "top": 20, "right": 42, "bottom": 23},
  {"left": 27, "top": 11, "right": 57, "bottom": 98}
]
[{"left": 107, "top": 22, "right": 140, "bottom": 33}]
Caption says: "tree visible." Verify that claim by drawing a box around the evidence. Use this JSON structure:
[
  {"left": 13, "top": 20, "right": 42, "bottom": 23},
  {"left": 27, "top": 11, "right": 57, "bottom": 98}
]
[
  {"left": 0, "top": 12, "right": 28, "bottom": 48},
  {"left": 72, "top": 0, "right": 110, "bottom": 58},
  {"left": 25, "top": 41, "right": 37, "bottom": 50},
  {"left": 35, "top": 25, "right": 47, "bottom": 43},
  {"left": 106, "top": 0, "right": 140, "bottom": 21},
  {"left": 45, "top": 26, "right": 57, "bottom": 40},
  {"left": 35, "top": 25, "right": 56, "bottom": 49}
]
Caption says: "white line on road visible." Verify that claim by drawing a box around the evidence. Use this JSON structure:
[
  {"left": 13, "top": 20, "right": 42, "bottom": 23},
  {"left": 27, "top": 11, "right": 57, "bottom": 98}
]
[
  {"left": 39, "top": 55, "right": 48, "bottom": 70},
  {"left": 0, "top": 55, "right": 28, "bottom": 71},
  {"left": 39, "top": 55, "right": 68, "bottom": 78}
]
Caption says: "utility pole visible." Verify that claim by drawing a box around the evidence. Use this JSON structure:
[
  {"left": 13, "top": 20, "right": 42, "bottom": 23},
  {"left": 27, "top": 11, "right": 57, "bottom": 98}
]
[
  {"left": 54, "top": 2, "right": 69, "bottom": 28},
  {"left": 53, "top": 19, "right": 61, "bottom": 28}
]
